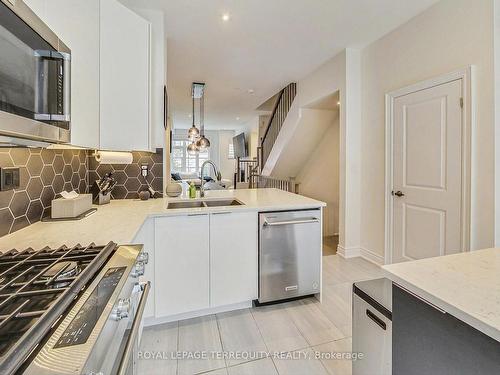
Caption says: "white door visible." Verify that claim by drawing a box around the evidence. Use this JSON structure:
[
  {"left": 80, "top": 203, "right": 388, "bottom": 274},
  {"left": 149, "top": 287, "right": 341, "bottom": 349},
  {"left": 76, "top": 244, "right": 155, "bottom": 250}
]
[
  {"left": 392, "top": 79, "right": 464, "bottom": 263},
  {"left": 210, "top": 211, "right": 258, "bottom": 307}
]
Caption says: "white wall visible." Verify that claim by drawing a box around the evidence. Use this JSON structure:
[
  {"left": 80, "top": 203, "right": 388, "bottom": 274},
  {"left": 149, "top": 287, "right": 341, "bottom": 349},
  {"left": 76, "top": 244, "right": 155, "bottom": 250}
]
[
  {"left": 296, "top": 110, "right": 340, "bottom": 236},
  {"left": 495, "top": 0, "right": 500, "bottom": 246},
  {"left": 242, "top": 117, "right": 259, "bottom": 159},
  {"left": 361, "top": 0, "right": 495, "bottom": 258},
  {"left": 262, "top": 49, "right": 361, "bottom": 254},
  {"left": 218, "top": 130, "right": 236, "bottom": 180}
]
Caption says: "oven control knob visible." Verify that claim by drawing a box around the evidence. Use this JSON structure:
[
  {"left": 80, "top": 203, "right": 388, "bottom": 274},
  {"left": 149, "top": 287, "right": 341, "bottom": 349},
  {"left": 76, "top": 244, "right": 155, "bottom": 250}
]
[
  {"left": 137, "top": 252, "right": 149, "bottom": 264},
  {"left": 111, "top": 298, "right": 130, "bottom": 321},
  {"left": 131, "top": 261, "right": 145, "bottom": 277}
]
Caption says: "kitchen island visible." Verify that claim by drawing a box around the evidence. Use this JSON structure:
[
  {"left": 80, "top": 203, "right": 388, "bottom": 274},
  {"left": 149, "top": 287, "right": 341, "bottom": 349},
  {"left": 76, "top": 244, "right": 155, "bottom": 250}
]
[
  {"left": 383, "top": 250, "right": 500, "bottom": 374},
  {"left": 0, "top": 188, "right": 325, "bottom": 325}
]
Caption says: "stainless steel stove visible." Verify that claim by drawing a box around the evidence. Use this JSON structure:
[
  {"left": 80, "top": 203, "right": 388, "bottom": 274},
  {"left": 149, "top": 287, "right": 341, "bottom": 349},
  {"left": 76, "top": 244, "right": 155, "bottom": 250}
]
[{"left": 0, "top": 242, "right": 149, "bottom": 375}]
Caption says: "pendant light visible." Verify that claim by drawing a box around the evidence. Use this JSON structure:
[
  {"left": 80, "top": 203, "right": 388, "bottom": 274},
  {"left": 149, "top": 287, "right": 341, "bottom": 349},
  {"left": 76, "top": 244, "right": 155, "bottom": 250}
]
[
  {"left": 187, "top": 89, "right": 200, "bottom": 141},
  {"left": 196, "top": 86, "right": 210, "bottom": 151},
  {"left": 187, "top": 141, "right": 199, "bottom": 155},
  {"left": 186, "top": 82, "right": 210, "bottom": 154}
]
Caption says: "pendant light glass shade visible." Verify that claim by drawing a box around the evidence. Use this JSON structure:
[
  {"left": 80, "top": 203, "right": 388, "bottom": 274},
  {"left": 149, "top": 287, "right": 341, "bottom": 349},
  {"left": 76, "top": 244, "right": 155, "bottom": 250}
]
[
  {"left": 187, "top": 141, "right": 199, "bottom": 155},
  {"left": 196, "top": 135, "right": 210, "bottom": 151},
  {"left": 188, "top": 125, "right": 199, "bottom": 141}
]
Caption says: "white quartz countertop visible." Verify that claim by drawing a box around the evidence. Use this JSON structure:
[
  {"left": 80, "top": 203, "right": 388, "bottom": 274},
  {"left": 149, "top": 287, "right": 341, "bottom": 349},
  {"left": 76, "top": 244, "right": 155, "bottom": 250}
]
[
  {"left": 0, "top": 188, "right": 325, "bottom": 250},
  {"left": 383, "top": 248, "right": 500, "bottom": 342}
]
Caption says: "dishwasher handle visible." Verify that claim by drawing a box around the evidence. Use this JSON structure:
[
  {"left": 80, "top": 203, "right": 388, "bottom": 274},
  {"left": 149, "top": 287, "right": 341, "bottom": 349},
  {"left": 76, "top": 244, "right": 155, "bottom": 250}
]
[{"left": 263, "top": 217, "right": 319, "bottom": 227}]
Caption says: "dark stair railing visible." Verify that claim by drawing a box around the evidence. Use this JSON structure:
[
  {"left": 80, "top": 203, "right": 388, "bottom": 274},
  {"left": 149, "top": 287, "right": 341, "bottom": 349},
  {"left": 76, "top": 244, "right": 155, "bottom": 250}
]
[
  {"left": 260, "top": 83, "right": 297, "bottom": 168},
  {"left": 233, "top": 83, "right": 298, "bottom": 193}
]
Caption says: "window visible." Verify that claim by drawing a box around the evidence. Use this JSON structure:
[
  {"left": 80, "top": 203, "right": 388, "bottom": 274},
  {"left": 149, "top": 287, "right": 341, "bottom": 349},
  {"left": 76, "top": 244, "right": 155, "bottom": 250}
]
[
  {"left": 171, "top": 136, "right": 211, "bottom": 174},
  {"left": 228, "top": 142, "right": 235, "bottom": 159}
]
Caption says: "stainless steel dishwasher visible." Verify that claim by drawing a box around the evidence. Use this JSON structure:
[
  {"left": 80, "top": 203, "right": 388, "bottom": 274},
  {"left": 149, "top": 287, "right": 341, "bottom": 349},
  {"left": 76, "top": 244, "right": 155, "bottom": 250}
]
[{"left": 258, "top": 209, "right": 321, "bottom": 304}]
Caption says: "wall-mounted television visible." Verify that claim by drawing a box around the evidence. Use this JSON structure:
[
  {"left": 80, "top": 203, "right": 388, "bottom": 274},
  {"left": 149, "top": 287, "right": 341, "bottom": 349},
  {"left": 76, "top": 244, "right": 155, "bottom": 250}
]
[{"left": 233, "top": 132, "right": 247, "bottom": 158}]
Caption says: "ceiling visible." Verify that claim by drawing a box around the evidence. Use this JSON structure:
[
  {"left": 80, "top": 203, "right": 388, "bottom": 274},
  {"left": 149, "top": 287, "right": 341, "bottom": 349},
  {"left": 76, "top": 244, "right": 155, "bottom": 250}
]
[{"left": 121, "top": 0, "right": 438, "bottom": 130}]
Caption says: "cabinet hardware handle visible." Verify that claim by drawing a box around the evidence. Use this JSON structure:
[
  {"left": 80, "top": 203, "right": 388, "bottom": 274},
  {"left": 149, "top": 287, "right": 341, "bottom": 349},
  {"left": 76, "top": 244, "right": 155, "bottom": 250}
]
[
  {"left": 366, "top": 309, "right": 386, "bottom": 330},
  {"left": 187, "top": 213, "right": 208, "bottom": 217},
  {"left": 395, "top": 283, "right": 446, "bottom": 314},
  {"left": 212, "top": 211, "right": 232, "bottom": 215}
]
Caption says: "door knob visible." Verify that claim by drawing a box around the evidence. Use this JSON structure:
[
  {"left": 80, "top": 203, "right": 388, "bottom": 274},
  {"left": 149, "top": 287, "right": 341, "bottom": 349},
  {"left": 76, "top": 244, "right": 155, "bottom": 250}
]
[{"left": 392, "top": 191, "right": 405, "bottom": 197}]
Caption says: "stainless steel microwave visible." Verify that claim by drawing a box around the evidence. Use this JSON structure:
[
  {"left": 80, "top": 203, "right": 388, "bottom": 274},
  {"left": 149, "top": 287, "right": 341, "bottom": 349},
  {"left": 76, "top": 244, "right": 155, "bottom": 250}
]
[{"left": 0, "top": 0, "right": 71, "bottom": 144}]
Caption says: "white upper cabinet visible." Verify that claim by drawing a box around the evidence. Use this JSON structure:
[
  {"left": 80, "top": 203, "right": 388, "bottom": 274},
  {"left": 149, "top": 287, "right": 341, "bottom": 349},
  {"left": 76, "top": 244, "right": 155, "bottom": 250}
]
[
  {"left": 99, "top": 0, "right": 151, "bottom": 151},
  {"left": 23, "top": 0, "right": 163, "bottom": 152},
  {"left": 42, "top": 0, "right": 100, "bottom": 149}
]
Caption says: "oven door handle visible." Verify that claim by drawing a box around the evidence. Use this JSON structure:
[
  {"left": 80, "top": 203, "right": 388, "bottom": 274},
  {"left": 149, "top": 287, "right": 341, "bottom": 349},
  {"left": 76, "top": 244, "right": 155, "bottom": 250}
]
[{"left": 116, "top": 281, "right": 151, "bottom": 375}]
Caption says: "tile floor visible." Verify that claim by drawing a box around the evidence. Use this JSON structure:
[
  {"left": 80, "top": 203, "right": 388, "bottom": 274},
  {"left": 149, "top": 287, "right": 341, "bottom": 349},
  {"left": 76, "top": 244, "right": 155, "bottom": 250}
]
[{"left": 138, "top": 254, "right": 383, "bottom": 375}]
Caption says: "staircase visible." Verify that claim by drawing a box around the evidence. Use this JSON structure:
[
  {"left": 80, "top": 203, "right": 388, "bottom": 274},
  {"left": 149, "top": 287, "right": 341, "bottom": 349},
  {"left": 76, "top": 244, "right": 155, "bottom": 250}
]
[
  {"left": 260, "top": 83, "right": 297, "bottom": 167},
  {"left": 232, "top": 83, "right": 298, "bottom": 193}
]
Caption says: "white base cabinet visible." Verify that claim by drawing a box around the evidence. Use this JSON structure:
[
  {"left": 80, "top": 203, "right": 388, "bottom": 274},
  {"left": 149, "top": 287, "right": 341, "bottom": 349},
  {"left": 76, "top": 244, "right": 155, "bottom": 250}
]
[
  {"left": 154, "top": 214, "right": 210, "bottom": 317},
  {"left": 210, "top": 211, "right": 258, "bottom": 306},
  {"left": 153, "top": 211, "right": 258, "bottom": 320}
]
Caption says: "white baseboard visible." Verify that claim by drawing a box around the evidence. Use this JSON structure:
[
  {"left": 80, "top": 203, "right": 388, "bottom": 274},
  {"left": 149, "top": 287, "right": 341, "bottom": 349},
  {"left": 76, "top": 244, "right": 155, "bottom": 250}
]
[
  {"left": 336, "top": 245, "right": 361, "bottom": 258},
  {"left": 359, "top": 247, "right": 385, "bottom": 266},
  {"left": 143, "top": 301, "right": 252, "bottom": 327},
  {"left": 336, "top": 245, "right": 385, "bottom": 266}
]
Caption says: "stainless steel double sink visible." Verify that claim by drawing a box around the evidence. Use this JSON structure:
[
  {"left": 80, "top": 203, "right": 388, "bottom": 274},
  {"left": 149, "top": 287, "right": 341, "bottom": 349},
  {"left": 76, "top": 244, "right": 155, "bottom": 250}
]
[{"left": 167, "top": 199, "right": 244, "bottom": 209}]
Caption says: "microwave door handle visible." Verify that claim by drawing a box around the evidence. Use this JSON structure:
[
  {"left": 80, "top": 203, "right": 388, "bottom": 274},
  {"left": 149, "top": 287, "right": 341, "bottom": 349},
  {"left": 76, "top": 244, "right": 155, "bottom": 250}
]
[
  {"left": 61, "top": 52, "right": 71, "bottom": 120},
  {"left": 33, "top": 50, "right": 71, "bottom": 121},
  {"left": 116, "top": 281, "right": 151, "bottom": 375},
  {"left": 263, "top": 218, "right": 319, "bottom": 227}
]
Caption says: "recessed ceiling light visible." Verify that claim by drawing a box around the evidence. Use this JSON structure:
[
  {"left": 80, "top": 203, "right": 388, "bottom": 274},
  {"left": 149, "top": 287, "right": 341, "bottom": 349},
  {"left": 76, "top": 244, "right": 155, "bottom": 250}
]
[
  {"left": 337, "top": 101, "right": 341, "bottom": 106},
  {"left": 188, "top": 114, "right": 192, "bottom": 118},
  {"left": 222, "top": 13, "right": 230, "bottom": 22},
  {"left": 236, "top": 117, "right": 240, "bottom": 121},
  {"left": 247, "top": 89, "right": 255, "bottom": 94}
]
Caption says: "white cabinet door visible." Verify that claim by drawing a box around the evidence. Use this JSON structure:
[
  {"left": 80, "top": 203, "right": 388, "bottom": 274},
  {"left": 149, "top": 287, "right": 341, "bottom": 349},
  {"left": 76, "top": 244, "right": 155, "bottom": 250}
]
[
  {"left": 133, "top": 219, "right": 155, "bottom": 319},
  {"left": 42, "top": 0, "right": 100, "bottom": 149},
  {"left": 210, "top": 211, "right": 258, "bottom": 307},
  {"left": 154, "top": 214, "right": 210, "bottom": 317},
  {"left": 99, "top": 0, "right": 150, "bottom": 151}
]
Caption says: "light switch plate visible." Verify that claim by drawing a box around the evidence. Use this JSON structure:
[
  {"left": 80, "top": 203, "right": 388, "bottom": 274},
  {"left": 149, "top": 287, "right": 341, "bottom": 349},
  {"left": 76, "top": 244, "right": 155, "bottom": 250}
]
[{"left": 0, "top": 167, "right": 20, "bottom": 191}]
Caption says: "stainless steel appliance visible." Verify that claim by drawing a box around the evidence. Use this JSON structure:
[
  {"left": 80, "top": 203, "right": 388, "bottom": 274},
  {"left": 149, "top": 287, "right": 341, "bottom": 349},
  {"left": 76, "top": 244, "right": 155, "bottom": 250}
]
[
  {"left": 352, "top": 278, "right": 392, "bottom": 375},
  {"left": 0, "top": 0, "right": 71, "bottom": 144},
  {"left": 258, "top": 209, "right": 321, "bottom": 304},
  {"left": 0, "top": 242, "right": 150, "bottom": 375}
]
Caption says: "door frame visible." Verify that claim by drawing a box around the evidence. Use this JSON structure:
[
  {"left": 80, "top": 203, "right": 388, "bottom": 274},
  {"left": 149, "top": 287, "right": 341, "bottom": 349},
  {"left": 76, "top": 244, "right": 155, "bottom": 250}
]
[{"left": 384, "top": 67, "right": 474, "bottom": 265}]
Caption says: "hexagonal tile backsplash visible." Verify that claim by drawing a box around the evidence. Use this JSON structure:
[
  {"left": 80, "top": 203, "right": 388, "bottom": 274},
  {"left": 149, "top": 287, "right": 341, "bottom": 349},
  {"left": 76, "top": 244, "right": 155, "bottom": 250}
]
[
  {"left": 0, "top": 147, "right": 163, "bottom": 237},
  {"left": 87, "top": 149, "right": 163, "bottom": 200},
  {"left": 0, "top": 148, "right": 87, "bottom": 236}
]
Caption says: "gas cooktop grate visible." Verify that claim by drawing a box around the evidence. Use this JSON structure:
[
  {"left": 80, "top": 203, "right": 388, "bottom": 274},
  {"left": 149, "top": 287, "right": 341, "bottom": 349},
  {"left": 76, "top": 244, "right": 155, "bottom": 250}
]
[{"left": 0, "top": 242, "right": 117, "bottom": 375}]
